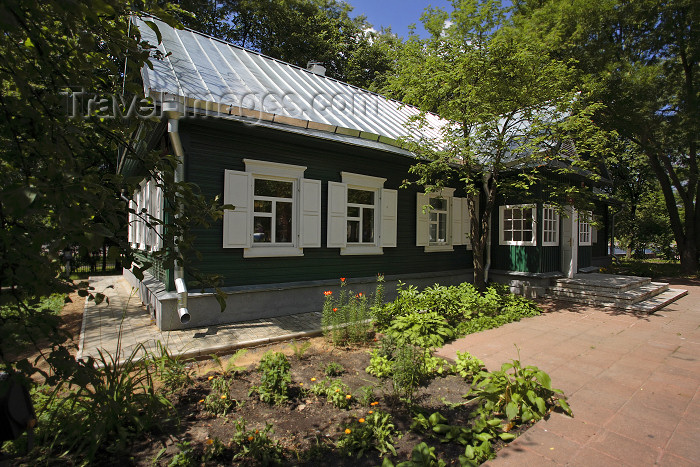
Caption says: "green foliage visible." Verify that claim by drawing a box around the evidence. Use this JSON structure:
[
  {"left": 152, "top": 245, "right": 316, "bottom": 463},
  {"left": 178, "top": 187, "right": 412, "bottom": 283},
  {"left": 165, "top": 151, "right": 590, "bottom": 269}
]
[
  {"left": 324, "top": 361, "right": 345, "bottom": 377},
  {"left": 202, "top": 437, "right": 227, "bottom": 462},
  {"left": 372, "top": 281, "right": 421, "bottom": 329},
  {"left": 322, "top": 278, "right": 377, "bottom": 345},
  {"left": 152, "top": 341, "right": 193, "bottom": 393},
  {"left": 230, "top": 418, "right": 284, "bottom": 465},
  {"left": 289, "top": 340, "right": 312, "bottom": 360},
  {"left": 385, "top": 311, "right": 455, "bottom": 349},
  {"left": 210, "top": 348, "right": 248, "bottom": 378},
  {"left": 0, "top": 293, "right": 67, "bottom": 357},
  {"left": 467, "top": 359, "right": 572, "bottom": 423},
  {"left": 249, "top": 351, "right": 292, "bottom": 405},
  {"left": 366, "top": 349, "right": 394, "bottom": 379},
  {"left": 453, "top": 351, "right": 485, "bottom": 381},
  {"left": 356, "top": 384, "right": 377, "bottom": 407},
  {"left": 383, "top": 442, "right": 446, "bottom": 467},
  {"left": 392, "top": 345, "right": 432, "bottom": 401},
  {"left": 204, "top": 376, "right": 235, "bottom": 416},
  {"left": 169, "top": 441, "right": 197, "bottom": 467},
  {"left": 338, "top": 410, "right": 397, "bottom": 458},
  {"left": 309, "top": 377, "right": 353, "bottom": 410}
]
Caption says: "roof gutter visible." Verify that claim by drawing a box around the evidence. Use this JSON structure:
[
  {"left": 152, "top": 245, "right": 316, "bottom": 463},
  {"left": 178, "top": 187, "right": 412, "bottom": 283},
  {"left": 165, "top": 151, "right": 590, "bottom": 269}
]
[{"left": 164, "top": 100, "right": 190, "bottom": 325}]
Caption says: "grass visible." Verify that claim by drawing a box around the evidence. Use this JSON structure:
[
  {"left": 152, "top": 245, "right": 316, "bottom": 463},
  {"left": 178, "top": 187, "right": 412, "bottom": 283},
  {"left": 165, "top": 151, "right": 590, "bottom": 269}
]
[
  {"left": 604, "top": 258, "right": 698, "bottom": 280},
  {"left": 0, "top": 293, "right": 67, "bottom": 353}
]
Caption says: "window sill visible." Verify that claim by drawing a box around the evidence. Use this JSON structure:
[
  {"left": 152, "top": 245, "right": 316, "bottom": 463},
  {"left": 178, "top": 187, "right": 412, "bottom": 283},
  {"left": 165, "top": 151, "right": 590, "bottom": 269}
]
[
  {"left": 424, "top": 244, "right": 454, "bottom": 253},
  {"left": 340, "top": 245, "right": 383, "bottom": 256},
  {"left": 499, "top": 241, "right": 537, "bottom": 247},
  {"left": 244, "top": 246, "right": 304, "bottom": 258}
]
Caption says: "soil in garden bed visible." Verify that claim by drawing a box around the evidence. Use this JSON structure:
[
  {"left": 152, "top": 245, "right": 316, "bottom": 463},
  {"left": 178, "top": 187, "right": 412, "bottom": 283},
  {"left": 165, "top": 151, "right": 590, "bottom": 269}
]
[{"left": 120, "top": 338, "right": 531, "bottom": 466}]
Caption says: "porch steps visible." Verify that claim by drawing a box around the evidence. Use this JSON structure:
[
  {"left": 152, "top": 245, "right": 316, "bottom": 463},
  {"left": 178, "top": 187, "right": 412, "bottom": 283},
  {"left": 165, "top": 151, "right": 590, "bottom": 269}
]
[{"left": 547, "top": 273, "right": 687, "bottom": 313}]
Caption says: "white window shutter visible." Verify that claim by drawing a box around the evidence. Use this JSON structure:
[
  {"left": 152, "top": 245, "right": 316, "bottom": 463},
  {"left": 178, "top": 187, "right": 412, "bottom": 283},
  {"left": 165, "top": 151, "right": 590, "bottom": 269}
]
[
  {"left": 128, "top": 199, "right": 135, "bottom": 245},
  {"left": 416, "top": 192, "right": 429, "bottom": 247},
  {"left": 136, "top": 188, "right": 144, "bottom": 249},
  {"left": 380, "top": 188, "right": 398, "bottom": 248},
  {"left": 223, "top": 169, "right": 252, "bottom": 248},
  {"left": 452, "top": 197, "right": 464, "bottom": 245},
  {"left": 154, "top": 183, "right": 163, "bottom": 250},
  {"left": 327, "top": 181, "right": 347, "bottom": 248},
  {"left": 464, "top": 196, "right": 476, "bottom": 249},
  {"left": 299, "top": 178, "right": 322, "bottom": 248},
  {"left": 592, "top": 225, "right": 598, "bottom": 243}
]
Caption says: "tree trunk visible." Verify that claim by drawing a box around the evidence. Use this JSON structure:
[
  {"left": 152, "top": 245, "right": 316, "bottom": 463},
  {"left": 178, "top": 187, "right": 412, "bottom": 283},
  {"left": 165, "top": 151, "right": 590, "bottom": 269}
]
[
  {"left": 473, "top": 242, "right": 485, "bottom": 291},
  {"left": 679, "top": 236, "right": 699, "bottom": 274}
]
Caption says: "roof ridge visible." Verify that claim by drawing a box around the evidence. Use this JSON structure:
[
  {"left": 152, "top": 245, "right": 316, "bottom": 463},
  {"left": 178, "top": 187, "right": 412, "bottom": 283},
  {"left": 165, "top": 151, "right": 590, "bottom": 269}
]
[{"left": 135, "top": 14, "right": 442, "bottom": 121}]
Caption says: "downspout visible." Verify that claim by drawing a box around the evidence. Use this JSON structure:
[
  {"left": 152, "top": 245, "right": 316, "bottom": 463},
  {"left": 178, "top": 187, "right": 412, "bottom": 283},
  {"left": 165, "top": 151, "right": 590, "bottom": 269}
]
[
  {"left": 164, "top": 100, "right": 190, "bottom": 324},
  {"left": 483, "top": 175, "right": 492, "bottom": 284}
]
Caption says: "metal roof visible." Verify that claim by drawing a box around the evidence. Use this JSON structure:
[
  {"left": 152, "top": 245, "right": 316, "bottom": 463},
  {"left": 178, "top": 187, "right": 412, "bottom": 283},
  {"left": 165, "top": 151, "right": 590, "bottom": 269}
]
[{"left": 135, "top": 16, "right": 446, "bottom": 147}]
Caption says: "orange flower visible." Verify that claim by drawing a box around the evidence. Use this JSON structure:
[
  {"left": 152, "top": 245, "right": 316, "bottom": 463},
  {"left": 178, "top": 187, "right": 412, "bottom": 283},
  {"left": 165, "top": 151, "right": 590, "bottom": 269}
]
[
  {"left": 358, "top": 418, "right": 365, "bottom": 423},
  {"left": 358, "top": 293, "right": 363, "bottom": 297},
  {"left": 345, "top": 428, "right": 351, "bottom": 434},
  {"left": 323, "top": 290, "right": 332, "bottom": 296},
  {"left": 199, "top": 399, "right": 205, "bottom": 403},
  {"left": 332, "top": 307, "right": 338, "bottom": 312},
  {"left": 208, "top": 375, "right": 214, "bottom": 380},
  {"left": 340, "top": 277, "right": 346, "bottom": 282},
  {"left": 221, "top": 395, "right": 227, "bottom": 399},
  {"left": 311, "top": 377, "right": 317, "bottom": 382},
  {"left": 368, "top": 411, "right": 373, "bottom": 414},
  {"left": 335, "top": 389, "right": 340, "bottom": 392},
  {"left": 206, "top": 438, "right": 214, "bottom": 445},
  {"left": 370, "top": 401, "right": 378, "bottom": 406},
  {"left": 346, "top": 394, "right": 352, "bottom": 399},
  {"left": 248, "top": 436, "right": 254, "bottom": 441},
  {"left": 255, "top": 430, "right": 259, "bottom": 434}
]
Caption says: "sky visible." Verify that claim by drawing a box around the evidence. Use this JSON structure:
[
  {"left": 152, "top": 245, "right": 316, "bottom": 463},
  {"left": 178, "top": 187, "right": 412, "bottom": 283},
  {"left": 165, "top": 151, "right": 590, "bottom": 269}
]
[{"left": 345, "top": 0, "right": 454, "bottom": 38}]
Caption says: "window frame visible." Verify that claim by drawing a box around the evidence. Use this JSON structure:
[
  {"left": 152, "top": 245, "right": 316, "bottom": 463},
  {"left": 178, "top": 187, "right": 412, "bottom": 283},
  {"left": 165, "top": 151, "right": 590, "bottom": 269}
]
[
  {"left": 339, "top": 172, "right": 385, "bottom": 256},
  {"left": 418, "top": 188, "right": 458, "bottom": 252},
  {"left": 541, "top": 204, "right": 560, "bottom": 247},
  {"left": 252, "top": 177, "right": 296, "bottom": 246},
  {"left": 498, "top": 204, "right": 537, "bottom": 247},
  {"left": 578, "top": 211, "right": 592, "bottom": 246}
]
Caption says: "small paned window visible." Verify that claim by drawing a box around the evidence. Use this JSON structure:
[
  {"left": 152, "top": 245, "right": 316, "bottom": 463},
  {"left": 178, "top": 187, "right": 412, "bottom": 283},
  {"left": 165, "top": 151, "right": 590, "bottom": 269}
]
[
  {"left": 499, "top": 205, "right": 536, "bottom": 246},
  {"left": 347, "top": 188, "right": 375, "bottom": 243},
  {"left": 542, "top": 205, "right": 560, "bottom": 246},
  {"left": 579, "top": 212, "right": 592, "bottom": 246},
  {"left": 429, "top": 197, "right": 448, "bottom": 244},
  {"left": 253, "top": 179, "right": 294, "bottom": 244}
]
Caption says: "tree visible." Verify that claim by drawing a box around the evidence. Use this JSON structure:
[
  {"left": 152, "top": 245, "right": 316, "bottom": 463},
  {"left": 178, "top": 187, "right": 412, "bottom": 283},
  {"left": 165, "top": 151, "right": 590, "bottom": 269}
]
[
  {"left": 383, "top": 0, "right": 604, "bottom": 287},
  {"left": 0, "top": 1, "right": 222, "bottom": 378},
  {"left": 513, "top": 0, "right": 699, "bottom": 273}
]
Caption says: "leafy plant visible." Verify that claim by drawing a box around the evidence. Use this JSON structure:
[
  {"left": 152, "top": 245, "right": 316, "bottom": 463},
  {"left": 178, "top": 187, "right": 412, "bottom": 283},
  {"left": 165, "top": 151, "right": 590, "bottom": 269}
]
[
  {"left": 202, "top": 437, "right": 227, "bottom": 462},
  {"left": 324, "top": 361, "right": 345, "bottom": 376},
  {"left": 309, "top": 377, "right": 353, "bottom": 410},
  {"left": 249, "top": 351, "right": 291, "bottom": 405},
  {"left": 210, "top": 348, "right": 248, "bottom": 378},
  {"left": 366, "top": 348, "right": 393, "bottom": 378},
  {"left": 230, "top": 418, "right": 284, "bottom": 465},
  {"left": 467, "top": 359, "right": 572, "bottom": 423},
  {"left": 337, "top": 410, "right": 397, "bottom": 458},
  {"left": 322, "top": 277, "right": 376, "bottom": 345},
  {"left": 151, "top": 341, "right": 193, "bottom": 393},
  {"left": 204, "top": 376, "right": 235, "bottom": 416},
  {"left": 169, "top": 441, "right": 197, "bottom": 467},
  {"left": 289, "top": 340, "right": 312, "bottom": 360},
  {"left": 356, "top": 384, "right": 376, "bottom": 406},
  {"left": 382, "top": 442, "right": 446, "bottom": 467},
  {"left": 392, "top": 344, "right": 430, "bottom": 401},
  {"left": 453, "top": 351, "right": 484, "bottom": 381},
  {"left": 385, "top": 311, "right": 455, "bottom": 349}
]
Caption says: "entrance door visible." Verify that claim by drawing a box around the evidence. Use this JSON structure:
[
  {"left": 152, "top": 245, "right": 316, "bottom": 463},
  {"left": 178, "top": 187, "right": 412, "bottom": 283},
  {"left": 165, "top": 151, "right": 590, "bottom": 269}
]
[{"left": 560, "top": 206, "right": 578, "bottom": 278}]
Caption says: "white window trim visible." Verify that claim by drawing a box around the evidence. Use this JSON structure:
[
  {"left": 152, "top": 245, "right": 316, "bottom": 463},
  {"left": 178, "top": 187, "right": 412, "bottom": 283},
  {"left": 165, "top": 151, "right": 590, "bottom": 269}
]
[
  {"left": 424, "top": 188, "right": 456, "bottom": 252},
  {"left": 340, "top": 172, "right": 386, "bottom": 256},
  {"left": 499, "top": 204, "right": 537, "bottom": 247},
  {"left": 579, "top": 211, "right": 593, "bottom": 246},
  {"left": 243, "top": 159, "right": 307, "bottom": 258},
  {"left": 541, "top": 204, "right": 560, "bottom": 247}
]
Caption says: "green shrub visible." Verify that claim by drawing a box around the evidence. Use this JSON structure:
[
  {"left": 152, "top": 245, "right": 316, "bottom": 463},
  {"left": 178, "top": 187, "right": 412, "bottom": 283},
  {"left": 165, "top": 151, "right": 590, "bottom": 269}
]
[
  {"left": 372, "top": 281, "right": 420, "bottom": 329},
  {"left": 366, "top": 348, "right": 393, "bottom": 378},
  {"left": 385, "top": 311, "right": 454, "bottom": 349},
  {"left": 321, "top": 277, "right": 376, "bottom": 345},
  {"left": 204, "top": 376, "right": 235, "bottom": 416},
  {"left": 392, "top": 344, "right": 430, "bottom": 401},
  {"left": 382, "top": 441, "right": 446, "bottom": 467},
  {"left": 467, "top": 359, "right": 572, "bottom": 423},
  {"left": 338, "top": 410, "right": 397, "bottom": 458},
  {"left": 152, "top": 341, "right": 193, "bottom": 393},
  {"left": 324, "top": 361, "right": 345, "bottom": 376},
  {"left": 309, "top": 377, "right": 353, "bottom": 409},
  {"left": 249, "top": 351, "right": 291, "bottom": 405},
  {"left": 453, "top": 351, "right": 484, "bottom": 381},
  {"left": 230, "top": 418, "right": 284, "bottom": 465}
]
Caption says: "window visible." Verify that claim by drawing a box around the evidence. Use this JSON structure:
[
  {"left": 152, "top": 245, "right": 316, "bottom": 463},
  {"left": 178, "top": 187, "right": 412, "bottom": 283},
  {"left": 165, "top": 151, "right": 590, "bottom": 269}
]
[
  {"left": 499, "top": 205, "right": 536, "bottom": 246},
  {"left": 542, "top": 205, "right": 559, "bottom": 246},
  {"left": 222, "top": 159, "right": 321, "bottom": 257},
  {"left": 415, "top": 189, "right": 472, "bottom": 251},
  {"left": 327, "top": 172, "right": 397, "bottom": 255},
  {"left": 129, "top": 179, "right": 163, "bottom": 252},
  {"left": 579, "top": 211, "right": 592, "bottom": 246}
]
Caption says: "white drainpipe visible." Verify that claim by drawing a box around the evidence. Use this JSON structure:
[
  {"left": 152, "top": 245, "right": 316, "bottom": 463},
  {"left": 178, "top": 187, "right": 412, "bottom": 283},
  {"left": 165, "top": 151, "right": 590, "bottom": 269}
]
[{"left": 165, "top": 100, "right": 190, "bottom": 324}]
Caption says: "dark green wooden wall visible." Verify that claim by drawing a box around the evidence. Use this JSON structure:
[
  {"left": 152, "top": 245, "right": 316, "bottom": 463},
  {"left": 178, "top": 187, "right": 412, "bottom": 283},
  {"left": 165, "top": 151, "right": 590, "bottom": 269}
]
[{"left": 179, "top": 119, "right": 473, "bottom": 287}]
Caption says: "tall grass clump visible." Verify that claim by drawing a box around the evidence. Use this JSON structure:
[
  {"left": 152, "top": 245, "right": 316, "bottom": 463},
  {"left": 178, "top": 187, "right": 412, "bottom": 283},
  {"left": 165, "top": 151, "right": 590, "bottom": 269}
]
[{"left": 322, "top": 276, "right": 382, "bottom": 345}]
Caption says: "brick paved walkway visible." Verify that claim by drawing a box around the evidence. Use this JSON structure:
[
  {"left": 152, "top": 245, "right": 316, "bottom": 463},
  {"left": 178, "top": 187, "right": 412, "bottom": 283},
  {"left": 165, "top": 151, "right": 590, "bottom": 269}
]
[
  {"left": 438, "top": 280, "right": 700, "bottom": 466},
  {"left": 77, "top": 275, "right": 322, "bottom": 363}
]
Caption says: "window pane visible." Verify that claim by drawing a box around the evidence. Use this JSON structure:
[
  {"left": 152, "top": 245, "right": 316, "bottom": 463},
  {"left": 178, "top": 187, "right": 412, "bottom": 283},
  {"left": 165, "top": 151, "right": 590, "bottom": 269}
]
[
  {"left": 513, "top": 230, "right": 522, "bottom": 242},
  {"left": 504, "top": 231, "right": 512, "bottom": 241},
  {"left": 504, "top": 220, "right": 512, "bottom": 230},
  {"left": 523, "top": 208, "right": 532, "bottom": 219},
  {"left": 254, "top": 200, "right": 272, "bottom": 213},
  {"left": 275, "top": 201, "right": 293, "bottom": 242},
  {"left": 253, "top": 217, "right": 271, "bottom": 243},
  {"left": 524, "top": 220, "right": 533, "bottom": 231},
  {"left": 523, "top": 231, "right": 532, "bottom": 242},
  {"left": 348, "top": 189, "right": 374, "bottom": 205},
  {"left": 254, "top": 179, "right": 293, "bottom": 198},
  {"left": 512, "top": 209, "right": 522, "bottom": 220},
  {"left": 438, "top": 214, "right": 446, "bottom": 242},
  {"left": 429, "top": 212, "right": 437, "bottom": 222},
  {"left": 503, "top": 209, "right": 513, "bottom": 221},
  {"left": 429, "top": 223, "right": 437, "bottom": 243},
  {"left": 513, "top": 219, "right": 522, "bottom": 231},
  {"left": 429, "top": 198, "right": 447, "bottom": 211},
  {"left": 347, "top": 220, "right": 359, "bottom": 242},
  {"left": 362, "top": 208, "right": 374, "bottom": 243},
  {"left": 347, "top": 206, "right": 360, "bottom": 217}
]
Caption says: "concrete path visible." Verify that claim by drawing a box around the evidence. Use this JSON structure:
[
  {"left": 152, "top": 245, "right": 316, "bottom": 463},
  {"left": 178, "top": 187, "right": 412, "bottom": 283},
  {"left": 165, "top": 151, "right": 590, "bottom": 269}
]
[
  {"left": 437, "top": 280, "right": 700, "bottom": 466},
  {"left": 77, "top": 275, "right": 322, "bottom": 363}
]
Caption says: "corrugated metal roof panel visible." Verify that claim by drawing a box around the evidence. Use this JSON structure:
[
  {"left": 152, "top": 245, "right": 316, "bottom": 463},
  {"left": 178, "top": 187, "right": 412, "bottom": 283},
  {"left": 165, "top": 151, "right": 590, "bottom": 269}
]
[{"left": 135, "top": 16, "right": 446, "bottom": 146}]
